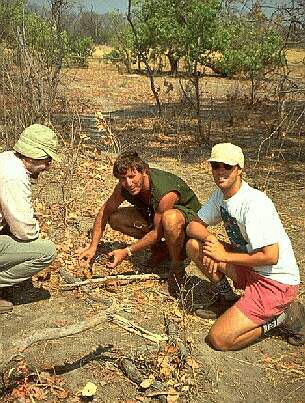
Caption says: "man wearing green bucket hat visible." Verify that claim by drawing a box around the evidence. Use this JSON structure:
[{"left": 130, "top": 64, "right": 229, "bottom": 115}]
[{"left": 0, "top": 124, "right": 60, "bottom": 313}]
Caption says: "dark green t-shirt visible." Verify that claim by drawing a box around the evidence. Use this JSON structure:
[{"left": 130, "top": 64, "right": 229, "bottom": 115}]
[{"left": 121, "top": 168, "right": 200, "bottom": 225}]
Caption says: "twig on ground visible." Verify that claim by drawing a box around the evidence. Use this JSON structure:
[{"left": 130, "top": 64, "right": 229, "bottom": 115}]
[
  {"left": 60, "top": 273, "right": 168, "bottom": 290},
  {"left": 108, "top": 314, "right": 168, "bottom": 344},
  {"left": 146, "top": 390, "right": 179, "bottom": 397}
]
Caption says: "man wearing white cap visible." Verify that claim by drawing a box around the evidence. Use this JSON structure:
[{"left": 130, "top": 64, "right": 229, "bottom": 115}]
[
  {"left": 0, "top": 124, "right": 59, "bottom": 313},
  {"left": 186, "top": 143, "right": 304, "bottom": 350}
]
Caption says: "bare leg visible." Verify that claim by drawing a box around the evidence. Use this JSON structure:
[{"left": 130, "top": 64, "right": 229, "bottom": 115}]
[
  {"left": 108, "top": 207, "right": 150, "bottom": 239},
  {"left": 207, "top": 305, "right": 262, "bottom": 351},
  {"left": 162, "top": 209, "right": 186, "bottom": 266},
  {"left": 186, "top": 237, "right": 239, "bottom": 317},
  {"left": 161, "top": 209, "right": 187, "bottom": 296}
]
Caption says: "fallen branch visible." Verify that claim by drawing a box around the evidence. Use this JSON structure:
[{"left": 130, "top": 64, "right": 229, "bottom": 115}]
[
  {"left": 0, "top": 299, "right": 118, "bottom": 371},
  {"left": 147, "top": 390, "right": 179, "bottom": 397},
  {"left": 108, "top": 314, "right": 168, "bottom": 344},
  {"left": 59, "top": 273, "right": 168, "bottom": 290}
]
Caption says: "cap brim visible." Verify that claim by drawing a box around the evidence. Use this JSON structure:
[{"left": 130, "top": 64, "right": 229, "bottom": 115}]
[
  {"left": 208, "top": 157, "right": 238, "bottom": 165},
  {"left": 45, "top": 149, "right": 61, "bottom": 162}
]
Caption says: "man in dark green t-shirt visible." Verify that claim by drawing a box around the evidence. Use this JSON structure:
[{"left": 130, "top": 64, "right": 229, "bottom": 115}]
[{"left": 79, "top": 151, "right": 200, "bottom": 296}]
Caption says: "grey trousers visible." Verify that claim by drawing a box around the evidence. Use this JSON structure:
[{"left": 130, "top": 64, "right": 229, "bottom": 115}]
[{"left": 0, "top": 235, "right": 57, "bottom": 288}]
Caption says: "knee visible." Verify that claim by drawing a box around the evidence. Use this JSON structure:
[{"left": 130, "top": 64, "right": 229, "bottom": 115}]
[
  {"left": 186, "top": 238, "right": 201, "bottom": 260},
  {"left": 39, "top": 239, "right": 57, "bottom": 262},
  {"left": 162, "top": 209, "right": 184, "bottom": 232},
  {"left": 108, "top": 211, "right": 120, "bottom": 231},
  {"left": 206, "top": 329, "right": 232, "bottom": 352}
]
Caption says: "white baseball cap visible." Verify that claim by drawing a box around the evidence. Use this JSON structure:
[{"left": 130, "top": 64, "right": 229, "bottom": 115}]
[{"left": 208, "top": 143, "right": 244, "bottom": 168}]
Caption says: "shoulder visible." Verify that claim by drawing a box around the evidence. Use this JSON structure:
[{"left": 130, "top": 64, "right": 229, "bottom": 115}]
[
  {"left": 151, "top": 167, "right": 184, "bottom": 180},
  {"left": 150, "top": 167, "right": 175, "bottom": 179},
  {"left": 199, "top": 188, "right": 223, "bottom": 210},
  {"left": 0, "top": 151, "right": 26, "bottom": 181},
  {"left": 209, "top": 188, "right": 224, "bottom": 204},
  {"left": 240, "top": 182, "right": 275, "bottom": 211}
]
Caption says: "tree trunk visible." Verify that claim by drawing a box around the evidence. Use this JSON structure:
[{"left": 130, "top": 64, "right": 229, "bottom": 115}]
[{"left": 167, "top": 51, "right": 179, "bottom": 75}]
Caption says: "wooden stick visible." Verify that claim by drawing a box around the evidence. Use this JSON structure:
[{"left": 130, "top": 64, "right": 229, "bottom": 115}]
[
  {"left": 59, "top": 273, "right": 168, "bottom": 290},
  {"left": 146, "top": 391, "right": 179, "bottom": 397},
  {"left": 108, "top": 314, "right": 168, "bottom": 344}
]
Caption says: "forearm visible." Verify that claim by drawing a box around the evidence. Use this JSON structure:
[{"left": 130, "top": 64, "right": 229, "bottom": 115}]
[
  {"left": 89, "top": 208, "right": 108, "bottom": 250},
  {"left": 223, "top": 250, "right": 278, "bottom": 267},
  {"left": 128, "top": 229, "right": 159, "bottom": 254}
]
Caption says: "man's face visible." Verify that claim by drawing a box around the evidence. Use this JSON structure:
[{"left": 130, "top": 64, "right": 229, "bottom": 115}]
[
  {"left": 24, "top": 157, "right": 52, "bottom": 179},
  {"left": 119, "top": 168, "right": 145, "bottom": 195},
  {"left": 210, "top": 162, "right": 242, "bottom": 194}
]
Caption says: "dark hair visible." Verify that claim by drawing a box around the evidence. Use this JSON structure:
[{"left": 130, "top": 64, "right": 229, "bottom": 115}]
[{"left": 113, "top": 151, "right": 149, "bottom": 178}]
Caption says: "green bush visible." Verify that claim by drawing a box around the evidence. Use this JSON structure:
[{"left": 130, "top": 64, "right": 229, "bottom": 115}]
[
  {"left": 103, "top": 49, "right": 123, "bottom": 64},
  {"left": 207, "top": 18, "right": 285, "bottom": 77}
]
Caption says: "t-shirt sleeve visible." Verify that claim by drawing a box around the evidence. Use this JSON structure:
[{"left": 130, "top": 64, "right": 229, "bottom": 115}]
[
  {"left": 244, "top": 196, "right": 280, "bottom": 250},
  {"left": 0, "top": 177, "right": 39, "bottom": 240},
  {"left": 198, "top": 191, "right": 222, "bottom": 225}
]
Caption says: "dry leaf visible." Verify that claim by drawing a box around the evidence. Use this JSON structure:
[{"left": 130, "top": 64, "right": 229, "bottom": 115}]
[
  {"left": 134, "top": 290, "right": 146, "bottom": 304},
  {"left": 173, "top": 306, "right": 182, "bottom": 318},
  {"left": 167, "top": 388, "right": 179, "bottom": 403},
  {"left": 140, "top": 375, "right": 155, "bottom": 389},
  {"left": 81, "top": 382, "right": 97, "bottom": 397},
  {"left": 165, "top": 345, "right": 179, "bottom": 354},
  {"left": 158, "top": 356, "right": 174, "bottom": 378},
  {"left": 67, "top": 212, "right": 78, "bottom": 219},
  {"left": 186, "top": 357, "right": 200, "bottom": 369}
]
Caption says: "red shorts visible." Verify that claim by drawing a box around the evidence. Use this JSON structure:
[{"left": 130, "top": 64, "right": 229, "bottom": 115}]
[{"left": 233, "top": 266, "right": 299, "bottom": 325}]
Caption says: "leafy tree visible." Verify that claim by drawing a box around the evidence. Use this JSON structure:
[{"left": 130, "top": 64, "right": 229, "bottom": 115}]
[
  {"left": 130, "top": 0, "right": 220, "bottom": 74},
  {"left": 0, "top": 0, "right": 94, "bottom": 134},
  {"left": 208, "top": 16, "right": 285, "bottom": 78}
]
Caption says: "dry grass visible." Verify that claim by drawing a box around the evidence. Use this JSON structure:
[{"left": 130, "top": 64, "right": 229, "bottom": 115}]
[
  {"left": 286, "top": 48, "right": 305, "bottom": 64},
  {"left": 92, "top": 45, "right": 113, "bottom": 58}
]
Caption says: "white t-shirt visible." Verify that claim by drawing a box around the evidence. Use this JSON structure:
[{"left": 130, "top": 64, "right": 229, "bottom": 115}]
[
  {"left": 0, "top": 151, "right": 39, "bottom": 240},
  {"left": 198, "top": 181, "right": 300, "bottom": 285}
]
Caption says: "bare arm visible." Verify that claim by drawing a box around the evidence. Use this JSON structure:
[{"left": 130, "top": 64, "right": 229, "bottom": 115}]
[
  {"left": 204, "top": 237, "right": 279, "bottom": 267},
  {"left": 78, "top": 184, "right": 124, "bottom": 263}
]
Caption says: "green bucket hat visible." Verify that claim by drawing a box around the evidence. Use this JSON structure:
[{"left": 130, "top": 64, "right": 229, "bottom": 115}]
[{"left": 13, "top": 124, "right": 61, "bottom": 162}]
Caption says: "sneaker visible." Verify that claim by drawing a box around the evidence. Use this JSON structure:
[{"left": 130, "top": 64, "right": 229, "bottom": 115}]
[
  {"left": 194, "top": 294, "right": 240, "bottom": 320},
  {"left": 0, "top": 298, "right": 13, "bottom": 313},
  {"left": 282, "top": 302, "right": 305, "bottom": 346}
]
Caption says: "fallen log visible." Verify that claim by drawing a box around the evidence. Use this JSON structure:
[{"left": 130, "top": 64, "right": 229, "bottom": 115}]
[{"left": 59, "top": 273, "right": 168, "bottom": 290}]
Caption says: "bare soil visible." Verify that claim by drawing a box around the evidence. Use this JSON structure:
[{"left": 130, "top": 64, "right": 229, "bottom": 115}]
[{"left": 1, "top": 55, "right": 305, "bottom": 403}]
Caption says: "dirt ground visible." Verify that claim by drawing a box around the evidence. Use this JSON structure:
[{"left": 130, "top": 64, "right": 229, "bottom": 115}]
[{"left": 1, "top": 53, "right": 305, "bottom": 403}]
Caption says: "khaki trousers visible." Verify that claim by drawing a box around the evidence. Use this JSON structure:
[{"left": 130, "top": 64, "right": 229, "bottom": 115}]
[{"left": 0, "top": 235, "right": 56, "bottom": 288}]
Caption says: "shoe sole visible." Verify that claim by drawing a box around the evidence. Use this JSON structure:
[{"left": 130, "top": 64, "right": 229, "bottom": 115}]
[
  {"left": 0, "top": 306, "right": 13, "bottom": 313},
  {"left": 286, "top": 302, "right": 305, "bottom": 346},
  {"left": 195, "top": 309, "right": 217, "bottom": 320}
]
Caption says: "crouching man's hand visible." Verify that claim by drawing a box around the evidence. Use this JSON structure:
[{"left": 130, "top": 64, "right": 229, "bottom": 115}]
[
  {"left": 78, "top": 245, "right": 97, "bottom": 266},
  {"left": 107, "top": 248, "right": 129, "bottom": 269},
  {"left": 204, "top": 234, "right": 228, "bottom": 263}
]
